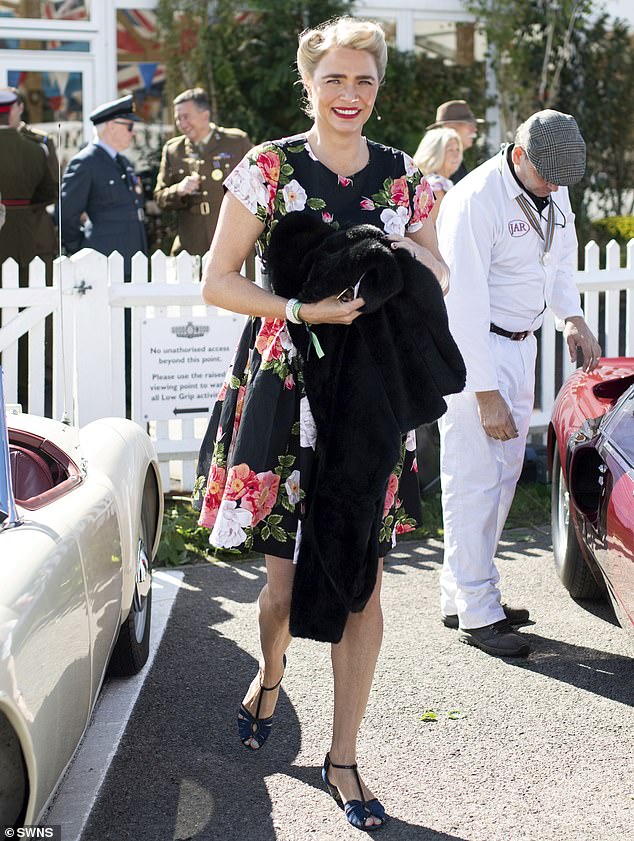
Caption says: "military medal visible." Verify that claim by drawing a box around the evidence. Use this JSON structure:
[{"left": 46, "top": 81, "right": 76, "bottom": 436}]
[
  {"left": 211, "top": 168, "right": 223, "bottom": 181},
  {"left": 515, "top": 194, "right": 555, "bottom": 268}
]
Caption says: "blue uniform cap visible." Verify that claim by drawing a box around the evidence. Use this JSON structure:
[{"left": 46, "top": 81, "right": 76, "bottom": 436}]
[{"left": 89, "top": 94, "right": 143, "bottom": 126}]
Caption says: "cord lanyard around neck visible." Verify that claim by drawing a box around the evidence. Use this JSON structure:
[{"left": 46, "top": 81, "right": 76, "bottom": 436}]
[{"left": 515, "top": 193, "right": 555, "bottom": 266}]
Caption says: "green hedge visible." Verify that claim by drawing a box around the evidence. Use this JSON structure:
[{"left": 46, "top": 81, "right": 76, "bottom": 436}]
[{"left": 591, "top": 216, "right": 634, "bottom": 246}]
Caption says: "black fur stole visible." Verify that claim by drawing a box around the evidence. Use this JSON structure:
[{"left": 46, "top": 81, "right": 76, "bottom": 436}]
[{"left": 265, "top": 213, "right": 465, "bottom": 643}]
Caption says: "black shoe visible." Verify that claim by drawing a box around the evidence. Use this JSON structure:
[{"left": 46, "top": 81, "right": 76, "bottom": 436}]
[
  {"left": 442, "top": 603, "right": 530, "bottom": 630},
  {"left": 458, "top": 619, "right": 531, "bottom": 657}
]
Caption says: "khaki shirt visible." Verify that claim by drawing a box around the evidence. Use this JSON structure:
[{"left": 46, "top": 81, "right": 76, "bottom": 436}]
[
  {"left": 0, "top": 128, "right": 57, "bottom": 268},
  {"left": 154, "top": 123, "right": 251, "bottom": 256},
  {"left": 18, "top": 123, "right": 59, "bottom": 259}
]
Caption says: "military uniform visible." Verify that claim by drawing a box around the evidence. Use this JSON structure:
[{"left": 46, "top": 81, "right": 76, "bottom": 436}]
[
  {"left": 154, "top": 124, "right": 251, "bottom": 256},
  {"left": 18, "top": 123, "right": 59, "bottom": 260},
  {"left": 0, "top": 128, "right": 57, "bottom": 269},
  {"left": 61, "top": 144, "right": 147, "bottom": 270}
]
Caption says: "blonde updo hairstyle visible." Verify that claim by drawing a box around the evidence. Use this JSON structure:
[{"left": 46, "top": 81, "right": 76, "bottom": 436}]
[
  {"left": 297, "top": 17, "right": 388, "bottom": 117},
  {"left": 413, "top": 127, "right": 463, "bottom": 175}
]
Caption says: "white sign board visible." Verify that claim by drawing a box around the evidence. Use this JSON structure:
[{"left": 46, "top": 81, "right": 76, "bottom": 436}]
[{"left": 140, "top": 315, "right": 246, "bottom": 421}]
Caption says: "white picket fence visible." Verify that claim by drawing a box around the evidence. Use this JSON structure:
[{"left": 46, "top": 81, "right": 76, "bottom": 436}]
[{"left": 1, "top": 240, "right": 633, "bottom": 492}]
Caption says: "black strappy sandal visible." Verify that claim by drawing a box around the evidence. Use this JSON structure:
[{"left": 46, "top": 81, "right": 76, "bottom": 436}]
[
  {"left": 322, "top": 752, "right": 386, "bottom": 831},
  {"left": 237, "top": 655, "right": 286, "bottom": 750}
]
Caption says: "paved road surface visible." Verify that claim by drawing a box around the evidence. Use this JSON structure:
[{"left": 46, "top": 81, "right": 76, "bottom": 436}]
[{"left": 74, "top": 528, "right": 634, "bottom": 840}]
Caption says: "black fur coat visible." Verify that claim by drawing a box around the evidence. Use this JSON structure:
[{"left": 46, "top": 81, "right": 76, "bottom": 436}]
[{"left": 265, "top": 213, "right": 465, "bottom": 643}]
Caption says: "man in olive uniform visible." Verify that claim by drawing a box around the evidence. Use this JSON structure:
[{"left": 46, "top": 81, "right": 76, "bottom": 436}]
[
  {"left": 9, "top": 88, "right": 59, "bottom": 268},
  {"left": 61, "top": 94, "right": 147, "bottom": 276},
  {"left": 0, "top": 88, "right": 58, "bottom": 411},
  {"left": 0, "top": 89, "right": 57, "bottom": 280},
  {"left": 154, "top": 88, "right": 251, "bottom": 257}
]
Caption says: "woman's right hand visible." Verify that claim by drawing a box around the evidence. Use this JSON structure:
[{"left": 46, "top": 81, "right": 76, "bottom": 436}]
[{"left": 299, "top": 295, "right": 365, "bottom": 325}]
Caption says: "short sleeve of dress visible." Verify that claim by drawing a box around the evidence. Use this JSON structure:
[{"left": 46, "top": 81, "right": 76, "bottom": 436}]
[
  {"left": 223, "top": 142, "right": 281, "bottom": 229},
  {"left": 402, "top": 152, "right": 435, "bottom": 233}
]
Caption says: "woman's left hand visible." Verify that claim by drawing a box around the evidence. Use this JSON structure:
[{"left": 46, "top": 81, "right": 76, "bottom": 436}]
[{"left": 386, "top": 235, "right": 449, "bottom": 295}]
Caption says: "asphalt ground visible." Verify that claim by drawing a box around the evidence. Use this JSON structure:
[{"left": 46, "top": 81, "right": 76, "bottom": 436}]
[{"left": 74, "top": 527, "right": 633, "bottom": 841}]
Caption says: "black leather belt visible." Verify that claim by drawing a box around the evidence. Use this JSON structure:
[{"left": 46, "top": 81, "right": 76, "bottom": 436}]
[{"left": 490, "top": 323, "right": 533, "bottom": 341}]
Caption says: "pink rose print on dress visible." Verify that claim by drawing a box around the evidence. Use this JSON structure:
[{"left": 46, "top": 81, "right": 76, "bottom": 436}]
[
  {"left": 389, "top": 177, "right": 409, "bottom": 207},
  {"left": 256, "top": 150, "right": 281, "bottom": 186},
  {"left": 395, "top": 522, "right": 415, "bottom": 535},
  {"left": 411, "top": 179, "right": 435, "bottom": 226},
  {"left": 338, "top": 175, "right": 353, "bottom": 187},
  {"left": 242, "top": 471, "right": 281, "bottom": 526},
  {"left": 383, "top": 473, "right": 399, "bottom": 517},
  {"left": 225, "top": 463, "right": 259, "bottom": 501},
  {"left": 233, "top": 385, "right": 247, "bottom": 431},
  {"left": 255, "top": 318, "right": 286, "bottom": 363},
  {"left": 201, "top": 463, "right": 227, "bottom": 527},
  {"left": 322, "top": 211, "right": 333, "bottom": 224},
  {"left": 217, "top": 380, "right": 228, "bottom": 402},
  {"left": 360, "top": 198, "right": 375, "bottom": 211}
]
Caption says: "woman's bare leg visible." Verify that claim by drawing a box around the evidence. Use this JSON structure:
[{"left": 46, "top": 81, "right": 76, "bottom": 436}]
[
  {"left": 241, "top": 554, "right": 294, "bottom": 727},
  {"left": 327, "top": 560, "right": 385, "bottom": 826}
]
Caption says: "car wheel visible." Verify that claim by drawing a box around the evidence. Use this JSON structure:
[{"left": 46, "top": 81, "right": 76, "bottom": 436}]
[
  {"left": 551, "top": 443, "right": 603, "bottom": 599},
  {"left": 108, "top": 480, "right": 157, "bottom": 676}
]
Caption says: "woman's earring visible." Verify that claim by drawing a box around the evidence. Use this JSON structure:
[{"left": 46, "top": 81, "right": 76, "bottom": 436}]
[{"left": 373, "top": 106, "right": 382, "bottom": 121}]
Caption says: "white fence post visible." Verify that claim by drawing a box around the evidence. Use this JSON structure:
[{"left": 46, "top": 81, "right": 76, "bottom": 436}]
[
  {"left": 27, "top": 258, "right": 47, "bottom": 417},
  {"left": 0, "top": 259, "right": 19, "bottom": 405},
  {"left": 110, "top": 251, "right": 129, "bottom": 419},
  {"left": 625, "top": 239, "right": 634, "bottom": 356},
  {"left": 52, "top": 256, "right": 75, "bottom": 423},
  {"left": 148, "top": 250, "right": 171, "bottom": 492},
  {"left": 70, "top": 249, "right": 113, "bottom": 426}
]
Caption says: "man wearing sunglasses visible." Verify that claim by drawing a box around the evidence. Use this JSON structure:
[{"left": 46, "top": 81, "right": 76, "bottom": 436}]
[{"left": 61, "top": 94, "right": 147, "bottom": 276}]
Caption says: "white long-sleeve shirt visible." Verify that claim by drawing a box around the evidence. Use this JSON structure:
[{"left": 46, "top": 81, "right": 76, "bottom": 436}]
[{"left": 437, "top": 147, "right": 583, "bottom": 392}]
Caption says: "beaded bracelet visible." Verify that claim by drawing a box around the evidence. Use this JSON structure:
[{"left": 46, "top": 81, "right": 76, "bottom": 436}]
[{"left": 285, "top": 297, "right": 304, "bottom": 324}]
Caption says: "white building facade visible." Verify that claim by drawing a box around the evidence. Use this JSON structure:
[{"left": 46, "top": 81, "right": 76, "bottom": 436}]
[{"left": 0, "top": 0, "right": 481, "bottom": 145}]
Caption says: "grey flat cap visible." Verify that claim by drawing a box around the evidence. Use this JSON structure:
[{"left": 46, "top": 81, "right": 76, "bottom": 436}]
[{"left": 522, "top": 110, "right": 586, "bottom": 186}]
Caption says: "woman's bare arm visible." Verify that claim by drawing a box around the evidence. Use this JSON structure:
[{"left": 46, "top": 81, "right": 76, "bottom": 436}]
[{"left": 388, "top": 212, "right": 450, "bottom": 295}]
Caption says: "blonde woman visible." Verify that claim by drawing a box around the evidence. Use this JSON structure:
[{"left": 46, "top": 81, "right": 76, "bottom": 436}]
[
  {"left": 196, "top": 17, "right": 448, "bottom": 832},
  {"left": 413, "top": 127, "right": 463, "bottom": 223}
]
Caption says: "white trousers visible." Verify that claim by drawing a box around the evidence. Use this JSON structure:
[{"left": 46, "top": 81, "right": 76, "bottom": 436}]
[{"left": 439, "top": 332, "right": 537, "bottom": 629}]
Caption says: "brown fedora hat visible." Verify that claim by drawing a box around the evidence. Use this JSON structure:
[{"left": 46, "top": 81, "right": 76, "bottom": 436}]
[{"left": 426, "top": 100, "right": 484, "bottom": 129}]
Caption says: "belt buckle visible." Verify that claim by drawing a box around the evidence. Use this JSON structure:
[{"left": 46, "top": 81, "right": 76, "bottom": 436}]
[{"left": 199, "top": 201, "right": 210, "bottom": 216}]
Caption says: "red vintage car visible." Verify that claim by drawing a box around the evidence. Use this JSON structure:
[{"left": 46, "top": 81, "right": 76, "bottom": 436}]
[{"left": 548, "top": 357, "right": 634, "bottom": 633}]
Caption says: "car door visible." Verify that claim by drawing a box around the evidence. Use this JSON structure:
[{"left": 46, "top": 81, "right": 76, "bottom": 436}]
[{"left": 598, "top": 387, "right": 634, "bottom": 629}]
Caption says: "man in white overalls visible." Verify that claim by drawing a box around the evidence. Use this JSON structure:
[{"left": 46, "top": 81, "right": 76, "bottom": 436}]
[{"left": 436, "top": 110, "right": 601, "bottom": 657}]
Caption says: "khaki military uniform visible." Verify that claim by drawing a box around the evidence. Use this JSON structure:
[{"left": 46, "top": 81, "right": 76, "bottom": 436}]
[
  {"left": 154, "top": 124, "right": 251, "bottom": 256},
  {"left": 0, "top": 128, "right": 57, "bottom": 269},
  {"left": 18, "top": 123, "right": 59, "bottom": 260}
]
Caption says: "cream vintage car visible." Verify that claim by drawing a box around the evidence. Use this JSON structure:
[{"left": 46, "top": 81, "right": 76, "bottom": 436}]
[{"left": 0, "top": 368, "right": 163, "bottom": 827}]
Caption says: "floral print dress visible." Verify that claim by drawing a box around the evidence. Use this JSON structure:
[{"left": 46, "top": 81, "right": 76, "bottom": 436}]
[{"left": 193, "top": 134, "right": 434, "bottom": 559}]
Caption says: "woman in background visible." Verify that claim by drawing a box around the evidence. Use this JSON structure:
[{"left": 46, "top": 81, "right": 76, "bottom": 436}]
[{"left": 413, "top": 127, "right": 462, "bottom": 224}]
